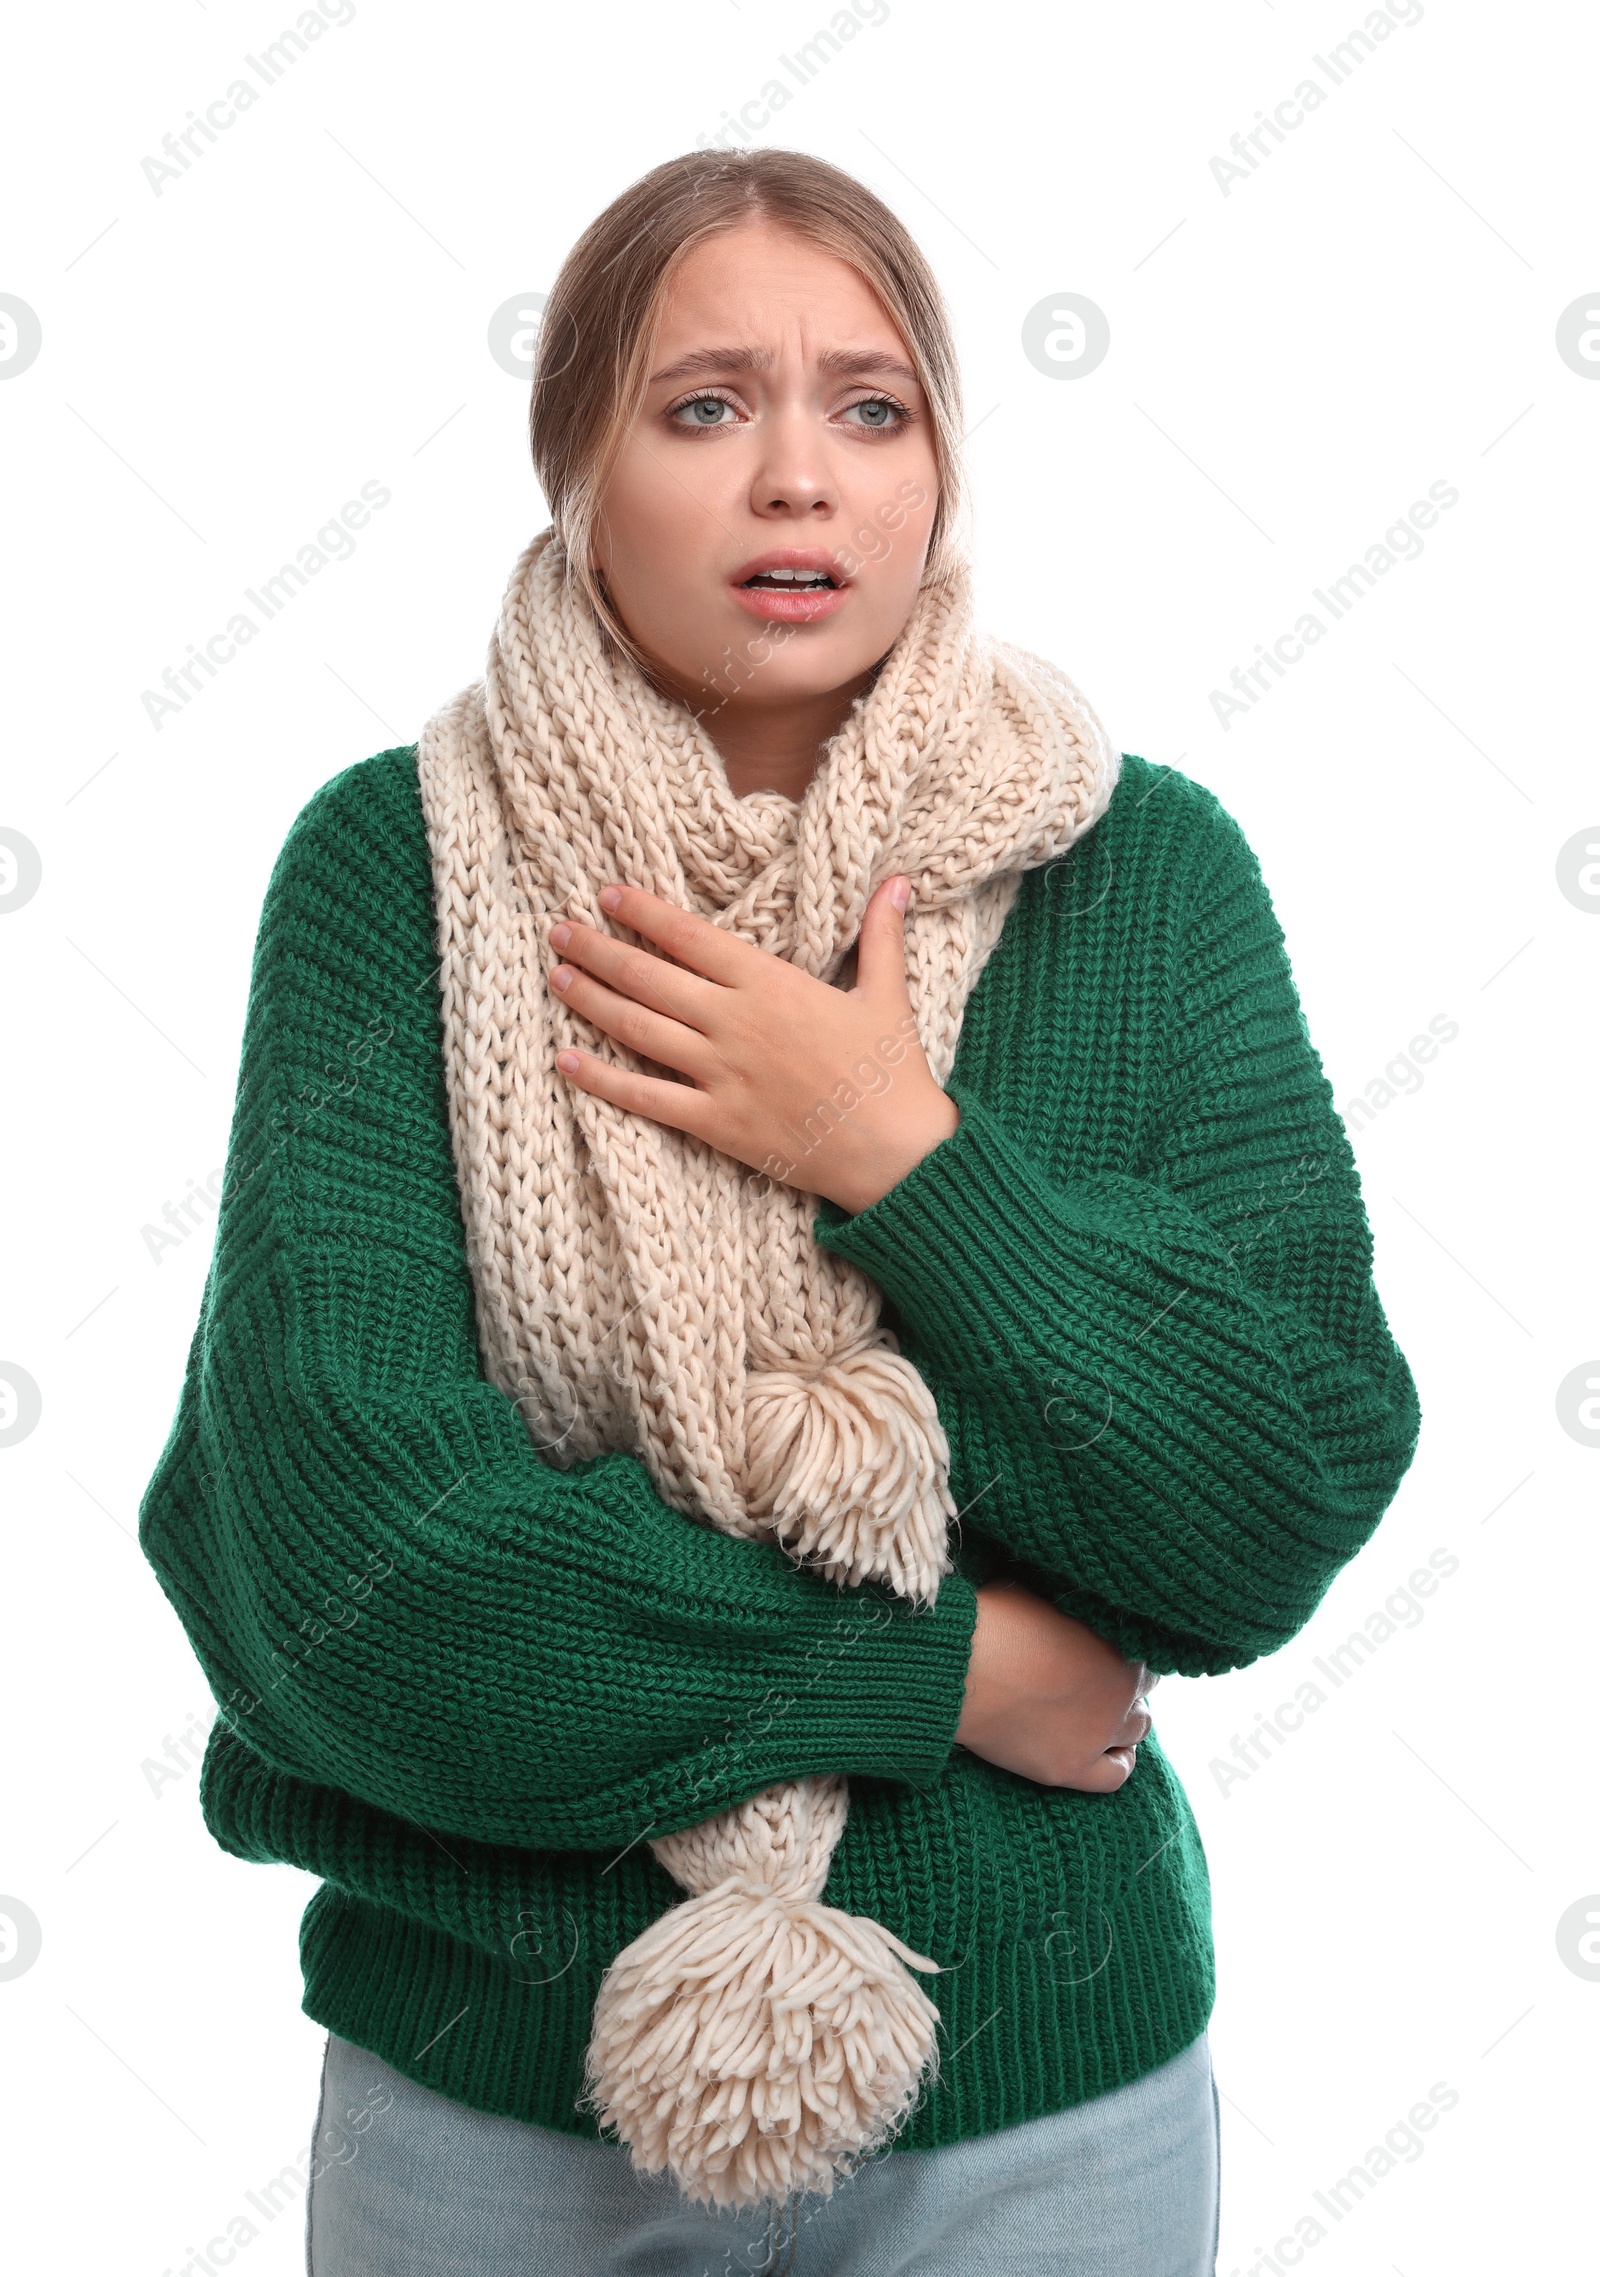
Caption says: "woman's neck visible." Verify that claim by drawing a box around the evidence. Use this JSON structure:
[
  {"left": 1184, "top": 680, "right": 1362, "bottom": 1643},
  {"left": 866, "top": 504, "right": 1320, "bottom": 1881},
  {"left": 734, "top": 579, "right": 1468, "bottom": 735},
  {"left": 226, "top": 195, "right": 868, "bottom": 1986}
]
[{"left": 692, "top": 670, "right": 880, "bottom": 802}]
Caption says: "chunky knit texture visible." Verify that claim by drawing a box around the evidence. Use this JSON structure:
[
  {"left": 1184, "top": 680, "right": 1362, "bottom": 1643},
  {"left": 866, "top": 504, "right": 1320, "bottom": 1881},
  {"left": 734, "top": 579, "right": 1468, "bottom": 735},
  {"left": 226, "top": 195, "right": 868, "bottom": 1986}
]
[
  {"left": 413, "top": 531, "right": 1120, "bottom": 2203},
  {"left": 138, "top": 740, "right": 1421, "bottom": 2164}
]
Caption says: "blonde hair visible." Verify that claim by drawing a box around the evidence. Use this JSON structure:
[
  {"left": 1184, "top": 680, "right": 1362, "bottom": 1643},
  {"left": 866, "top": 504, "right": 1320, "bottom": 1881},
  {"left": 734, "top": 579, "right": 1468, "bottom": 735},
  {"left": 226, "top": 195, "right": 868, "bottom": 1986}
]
[{"left": 528, "top": 148, "right": 969, "bottom": 669}]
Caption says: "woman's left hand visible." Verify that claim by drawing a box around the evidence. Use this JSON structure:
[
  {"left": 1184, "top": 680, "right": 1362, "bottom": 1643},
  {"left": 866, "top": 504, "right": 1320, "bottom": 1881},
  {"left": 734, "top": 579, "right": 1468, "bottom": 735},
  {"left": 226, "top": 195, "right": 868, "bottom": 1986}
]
[{"left": 548, "top": 878, "right": 959, "bottom": 1215}]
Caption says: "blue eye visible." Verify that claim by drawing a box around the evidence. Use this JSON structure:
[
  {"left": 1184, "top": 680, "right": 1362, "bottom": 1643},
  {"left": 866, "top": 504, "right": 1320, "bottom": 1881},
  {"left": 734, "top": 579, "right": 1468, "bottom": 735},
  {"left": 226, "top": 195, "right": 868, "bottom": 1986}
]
[
  {"left": 843, "top": 395, "right": 909, "bottom": 431},
  {"left": 672, "top": 394, "right": 735, "bottom": 428}
]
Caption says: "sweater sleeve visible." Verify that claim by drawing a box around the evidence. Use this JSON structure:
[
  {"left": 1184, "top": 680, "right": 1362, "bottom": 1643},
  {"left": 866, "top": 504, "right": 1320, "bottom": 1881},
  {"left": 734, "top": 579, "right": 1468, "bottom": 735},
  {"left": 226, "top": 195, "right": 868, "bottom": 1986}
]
[
  {"left": 137, "top": 754, "right": 977, "bottom": 1854},
  {"left": 813, "top": 797, "right": 1421, "bottom": 1679}
]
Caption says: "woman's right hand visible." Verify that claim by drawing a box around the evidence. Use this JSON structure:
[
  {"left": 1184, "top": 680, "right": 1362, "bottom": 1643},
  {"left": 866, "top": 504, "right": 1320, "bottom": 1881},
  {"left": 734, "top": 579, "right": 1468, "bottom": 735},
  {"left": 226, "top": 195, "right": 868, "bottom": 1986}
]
[{"left": 954, "top": 1579, "right": 1155, "bottom": 1793}]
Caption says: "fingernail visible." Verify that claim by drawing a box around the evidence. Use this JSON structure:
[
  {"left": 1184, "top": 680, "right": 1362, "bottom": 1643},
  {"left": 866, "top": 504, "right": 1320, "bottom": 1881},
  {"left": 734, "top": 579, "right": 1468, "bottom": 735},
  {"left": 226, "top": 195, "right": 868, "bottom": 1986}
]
[
  {"left": 556, "top": 1050, "right": 580, "bottom": 1074},
  {"left": 550, "top": 966, "right": 572, "bottom": 991},
  {"left": 599, "top": 885, "right": 623, "bottom": 913},
  {"left": 889, "top": 875, "right": 911, "bottom": 912},
  {"left": 550, "top": 923, "right": 571, "bottom": 949}
]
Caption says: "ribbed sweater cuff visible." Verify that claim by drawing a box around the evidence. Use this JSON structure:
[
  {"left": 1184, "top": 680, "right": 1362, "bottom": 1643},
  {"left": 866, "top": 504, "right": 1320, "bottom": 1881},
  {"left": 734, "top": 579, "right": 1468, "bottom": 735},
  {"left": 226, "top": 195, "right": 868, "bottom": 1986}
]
[
  {"left": 814, "top": 1079, "right": 1201, "bottom": 1375},
  {"left": 732, "top": 1565, "right": 980, "bottom": 1802},
  {"left": 813, "top": 1080, "right": 1159, "bottom": 1371}
]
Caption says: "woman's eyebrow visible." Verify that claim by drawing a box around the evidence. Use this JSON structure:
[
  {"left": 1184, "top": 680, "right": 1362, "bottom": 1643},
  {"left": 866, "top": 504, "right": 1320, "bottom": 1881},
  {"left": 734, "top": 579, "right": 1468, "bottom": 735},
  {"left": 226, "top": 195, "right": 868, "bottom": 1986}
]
[
  {"left": 820, "top": 348, "right": 921, "bottom": 389},
  {"left": 648, "top": 344, "right": 922, "bottom": 390}
]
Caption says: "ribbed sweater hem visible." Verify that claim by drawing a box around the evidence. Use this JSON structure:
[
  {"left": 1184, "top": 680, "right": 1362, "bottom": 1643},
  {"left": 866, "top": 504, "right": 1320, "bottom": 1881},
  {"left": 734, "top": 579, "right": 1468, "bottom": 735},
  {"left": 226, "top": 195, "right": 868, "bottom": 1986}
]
[
  {"left": 297, "top": 1866, "right": 1216, "bottom": 2153},
  {"left": 202, "top": 1600, "right": 1221, "bottom": 2159}
]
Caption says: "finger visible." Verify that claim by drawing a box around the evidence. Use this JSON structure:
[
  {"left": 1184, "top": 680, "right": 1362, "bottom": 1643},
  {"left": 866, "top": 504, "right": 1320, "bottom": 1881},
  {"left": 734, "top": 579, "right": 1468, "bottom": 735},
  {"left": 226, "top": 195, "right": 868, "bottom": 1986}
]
[
  {"left": 596, "top": 885, "right": 753, "bottom": 987},
  {"left": 555, "top": 1046, "right": 717, "bottom": 1138},
  {"left": 1060, "top": 1746, "right": 1136, "bottom": 1794},
  {"left": 550, "top": 966, "right": 719, "bottom": 1081},
  {"left": 853, "top": 874, "right": 913, "bottom": 1006},
  {"left": 551, "top": 921, "right": 720, "bottom": 1029}
]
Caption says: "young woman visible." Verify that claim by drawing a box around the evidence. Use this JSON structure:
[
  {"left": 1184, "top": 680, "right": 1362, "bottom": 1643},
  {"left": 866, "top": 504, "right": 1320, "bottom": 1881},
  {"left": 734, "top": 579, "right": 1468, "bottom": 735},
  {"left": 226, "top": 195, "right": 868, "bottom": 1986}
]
[{"left": 139, "top": 150, "right": 1421, "bottom": 2275}]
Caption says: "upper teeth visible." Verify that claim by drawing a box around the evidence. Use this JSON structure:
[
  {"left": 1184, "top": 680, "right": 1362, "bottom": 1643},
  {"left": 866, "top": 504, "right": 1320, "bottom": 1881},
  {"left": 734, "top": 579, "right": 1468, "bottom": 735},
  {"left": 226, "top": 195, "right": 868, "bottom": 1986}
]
[{"left": 756, "top": 568, "right": 828, "bottom": 583}]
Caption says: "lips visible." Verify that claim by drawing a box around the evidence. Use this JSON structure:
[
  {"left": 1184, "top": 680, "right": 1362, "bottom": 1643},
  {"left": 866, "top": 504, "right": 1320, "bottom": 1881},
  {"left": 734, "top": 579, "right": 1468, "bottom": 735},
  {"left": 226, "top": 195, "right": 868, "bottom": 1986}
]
[{"left": 728, "top": 547, "right": 852, "bottom": 625}]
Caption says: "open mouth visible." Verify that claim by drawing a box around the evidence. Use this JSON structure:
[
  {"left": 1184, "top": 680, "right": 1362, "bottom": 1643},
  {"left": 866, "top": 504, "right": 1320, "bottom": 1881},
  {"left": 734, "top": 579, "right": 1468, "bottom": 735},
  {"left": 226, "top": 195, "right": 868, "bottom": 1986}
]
[
  {"left": 740, "top": 569, "right": 841, "bottom": 590},
  {"left": 729, "top": 555, "right": 851, "bottom": 620}
]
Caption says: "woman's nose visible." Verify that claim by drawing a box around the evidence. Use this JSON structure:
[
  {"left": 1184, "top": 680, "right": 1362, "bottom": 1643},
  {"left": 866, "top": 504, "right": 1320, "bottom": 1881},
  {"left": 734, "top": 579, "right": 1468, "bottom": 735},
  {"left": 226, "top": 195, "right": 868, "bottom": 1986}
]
[{"left": 747, "top": 402, "right": 839, "bottom": 518}]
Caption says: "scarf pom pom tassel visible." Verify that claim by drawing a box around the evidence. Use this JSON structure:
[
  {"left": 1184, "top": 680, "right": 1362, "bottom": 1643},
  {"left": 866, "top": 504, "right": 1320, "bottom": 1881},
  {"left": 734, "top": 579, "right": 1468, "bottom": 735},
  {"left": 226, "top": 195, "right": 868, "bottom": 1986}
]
[
  {"left": 743, "top": 1341, "right": 956, "bottom": 1607},
  {"left": 581, "top": 1868, "right": 943, "bottom": 2211}
]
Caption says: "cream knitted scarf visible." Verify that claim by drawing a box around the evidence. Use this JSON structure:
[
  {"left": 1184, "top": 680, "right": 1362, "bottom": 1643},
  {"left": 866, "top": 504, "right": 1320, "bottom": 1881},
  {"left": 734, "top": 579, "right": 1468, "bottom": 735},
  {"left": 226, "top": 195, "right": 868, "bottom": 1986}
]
[{"left": 415, "top": 527, "right": 1119, "bottom": 2210}]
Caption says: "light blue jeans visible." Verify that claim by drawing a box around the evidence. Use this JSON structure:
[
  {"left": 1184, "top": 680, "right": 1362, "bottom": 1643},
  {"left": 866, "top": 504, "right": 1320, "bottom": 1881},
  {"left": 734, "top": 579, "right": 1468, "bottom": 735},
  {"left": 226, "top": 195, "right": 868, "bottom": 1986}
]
[{"left": 305, "top": 2028, "right": 1220, "bottom": 2274}]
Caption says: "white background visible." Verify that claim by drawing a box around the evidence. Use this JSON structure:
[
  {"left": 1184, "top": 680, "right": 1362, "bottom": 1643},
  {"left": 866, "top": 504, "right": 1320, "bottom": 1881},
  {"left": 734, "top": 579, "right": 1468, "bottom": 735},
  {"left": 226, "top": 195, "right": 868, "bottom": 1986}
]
[{"left": 2, "top": 2, "right": 1595, "bottom": 2270}]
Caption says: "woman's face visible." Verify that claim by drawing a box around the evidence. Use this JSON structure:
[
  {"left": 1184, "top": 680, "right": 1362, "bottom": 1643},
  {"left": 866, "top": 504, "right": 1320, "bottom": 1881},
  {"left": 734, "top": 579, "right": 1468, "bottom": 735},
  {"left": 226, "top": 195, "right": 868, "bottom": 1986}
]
[{"left": 593, "top": 219, "right": 941, "bottom": 721}]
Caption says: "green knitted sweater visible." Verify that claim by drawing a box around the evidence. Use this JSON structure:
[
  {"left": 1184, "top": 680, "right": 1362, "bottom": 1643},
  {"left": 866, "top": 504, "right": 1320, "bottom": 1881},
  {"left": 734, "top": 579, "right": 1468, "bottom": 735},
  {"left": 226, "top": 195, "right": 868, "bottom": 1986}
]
[{"left": 138, "top": 743, "right": 1420, "bottom": 2150}]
